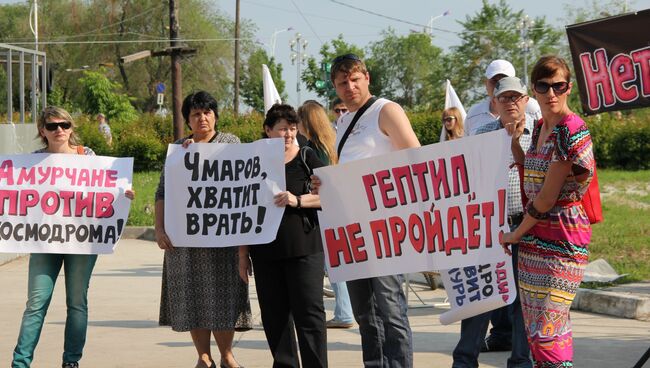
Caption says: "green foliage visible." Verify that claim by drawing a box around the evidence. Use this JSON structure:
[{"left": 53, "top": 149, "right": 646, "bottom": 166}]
[
  {"left": 367, "top": 29, "right": 445, "bottom": 109},
  {"left": 127, "top": 171, "right": 160, "bottom": 226},
  {"left": 240, "top": 50, "right": 287, "bottom": 113},
  {"left": 218, "top": 111, "right": 264, "bottom": 143},
  {"left": 584, "top": 110, "right": 650, "bottom": 170},
  {"left": 407, "top": 111, "right": 443, "bottom": 146},
  {"left": 77, "top": 70, "right": 137, "bottom": 123},
  {"left": 75, "top": 115, "right": 113, "bottom": 157},
  {"left": 449, "top": 0, "right": 562, "bottom": 105},
  {"left": 589, "top": 169, "right": 650, "bottom": 282}
]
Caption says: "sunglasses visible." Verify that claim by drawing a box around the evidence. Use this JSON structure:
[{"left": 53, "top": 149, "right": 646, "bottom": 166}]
[
  {"left": 332, "top": 53, "right": 361, "bottom": 66},
  {"left": 334, "top": 108, "right": 348, "bottom": 114},
  {"left": 533, "top": 81, "right": 569, "bottom": 95},
  {"left": 442, "top": 116, "right": 456, "bottom": 122},
  {"left": 44, "top": 121, "right": 72, "bottom": 131},
  {"left": 496, "top": 94, "right": 526, "bottom": 103}
]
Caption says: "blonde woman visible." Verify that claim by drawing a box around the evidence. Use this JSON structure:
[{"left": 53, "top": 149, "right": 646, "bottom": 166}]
[
  {"left": 442, "top": 107, "right": 465, "bottom": 140},
  {"left": 297, "top": 101, "right": 338, "bottom": 165},
  {"left": 12, "top": 106, "right": 134, "bottom": 368},
  {"left": 297, "top": 101, "right": 356, "bottom": 331}
]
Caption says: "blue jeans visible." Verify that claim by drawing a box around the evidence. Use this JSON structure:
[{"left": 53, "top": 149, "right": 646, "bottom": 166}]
[
  {"left": 452, "top": 241, "right": 531, "bottom": 368},
  {"left": 331, "top": 281, "right": 354, "bottom": 323},
  {"left": 12, "top": 253, "right": 98, "bottom": 368},
  {"left": 347, "top": 274, "right": 413, "bottom": 368}
]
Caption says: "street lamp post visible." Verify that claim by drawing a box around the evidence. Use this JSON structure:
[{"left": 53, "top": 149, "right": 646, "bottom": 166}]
[
  {"left": 270, "top": 27, "right": 293, "bottom": 59},
  {"left": 426, "top": 10, "right": 450, "bottom": 36},
  {"left": 517, "top": 15, "right": 534, "bottom": 87},
  {"left": 290, "top": 32, "right": 308, "bottom": 105}
]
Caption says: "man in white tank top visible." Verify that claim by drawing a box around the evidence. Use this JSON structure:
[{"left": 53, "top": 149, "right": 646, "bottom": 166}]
[{"left": 330, "top": 54, "right": 420, "bottom": 367}]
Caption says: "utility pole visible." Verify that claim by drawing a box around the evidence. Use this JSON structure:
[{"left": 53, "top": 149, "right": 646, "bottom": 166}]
[
  {"left": 170, "top": 0, "right": 184, "bottom": 140},
  {"left": 233, "top": 0, "right": 240, "bottom": 117}
]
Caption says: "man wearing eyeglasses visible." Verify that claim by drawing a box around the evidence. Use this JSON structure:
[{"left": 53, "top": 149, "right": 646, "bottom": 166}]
[
  {"left": 464, "top": 60, "right": 541, "bottom": 137},
  {"left": 328, "top": 53, "right": 420, "bottom": 367},
  {"left": 452, "top": 76, "right": 533, "bottom": 368}
]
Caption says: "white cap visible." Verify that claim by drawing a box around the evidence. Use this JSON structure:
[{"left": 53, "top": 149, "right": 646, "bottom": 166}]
[{"left": 485, "top": 59, "right": 515, "bottom": 79}]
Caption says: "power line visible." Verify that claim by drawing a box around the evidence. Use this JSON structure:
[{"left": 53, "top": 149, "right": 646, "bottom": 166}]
[
  {"left": 4, "top": 38, "right": 258, "bottom": 46},
  {"left": 290, "top": 0, "right": 323, "bottom": 45},
  {"left": 328, "top": 0, "right": 456, "bottom": 34},
  {"left": 51, "top": 3, "right": 167, "bottom": 40},
  {"left": 328, "top": 1, "right": 553, "bottom": 35},
  {"left": 242, "top": 0, "right": 381, "bottom": 29}
]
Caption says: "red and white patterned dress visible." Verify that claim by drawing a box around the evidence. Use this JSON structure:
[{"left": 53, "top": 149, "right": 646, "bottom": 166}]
[{"left": 518, "top": 113, "right": 595, "bottom": 368}]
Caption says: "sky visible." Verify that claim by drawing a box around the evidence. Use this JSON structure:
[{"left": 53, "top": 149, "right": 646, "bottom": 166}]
[
  {"left": 218, "top": 0, "right": 650, "bottom": 107},
  {"left": 2, "top": 0, "right": 649, "bottom": 108}
]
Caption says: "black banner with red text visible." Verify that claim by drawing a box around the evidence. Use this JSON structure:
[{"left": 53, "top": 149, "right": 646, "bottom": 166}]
[{"left": 566, "top": 9, "right": 650, "bottom": 115}]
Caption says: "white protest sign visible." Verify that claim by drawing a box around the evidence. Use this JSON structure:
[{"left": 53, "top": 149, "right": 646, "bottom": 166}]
[
  {"left": 438, "top": 260, "right": 516, "bottom": 325},
  {"left": 0, "top": 154, "right": 133, "bottom": 254},
  {"left": 316, "top": 130, "right": 514, "bottom": 280},
  {"left": 316, "top": 130, "right": 517, "bottom": 320},
  {"left": 164, "top": 138, "right": 285, "bottom": 247}
]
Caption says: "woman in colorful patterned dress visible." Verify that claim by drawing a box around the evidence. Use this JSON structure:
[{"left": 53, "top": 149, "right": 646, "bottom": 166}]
[{"left": 501, "top": 55, "right": 595, "bottom": 367}]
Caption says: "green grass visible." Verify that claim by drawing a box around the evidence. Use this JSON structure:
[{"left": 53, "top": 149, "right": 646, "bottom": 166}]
[
  {"left": 128, "top": 169, "right": 650, "bottom": 282},
  {"left": 127, "top": 171, "right": 160, "bottom": 226},
  {"left": 588, "top": 169, "right": 650, "bottom": 283}
]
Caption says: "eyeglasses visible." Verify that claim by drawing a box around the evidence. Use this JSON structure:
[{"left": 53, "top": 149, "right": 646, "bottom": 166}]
[
  {"left": 496, "top": 94, "right": 526, "bottom": 103},
  {"left": 332, "top": 53, "right": 361, "bottom": 67},
  {"left": 442, "top": 116, "right": 456, "bottom": 122},
  {"left": 533, "top": 81, "right": 569, "bottom": 95},
  {"left": 334, "top": 108, "right": 348, "bottom": 114},
  {"left": 44, "top": 121, "right": 72, "bottom": 131}
]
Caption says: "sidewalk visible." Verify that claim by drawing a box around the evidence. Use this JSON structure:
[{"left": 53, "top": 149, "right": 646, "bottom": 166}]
[{"left": 1, "top": 238, "right": 649, "bottom": 367}]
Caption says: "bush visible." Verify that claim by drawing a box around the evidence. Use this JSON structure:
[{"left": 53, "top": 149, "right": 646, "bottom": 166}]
[
  {"left": 114, "top": 131, "right": 166, "bottom": 172},
  {"left": 218, "top": 111, "right": 264, "bottom": 143},
  {"left": 586, "top": 110, "right": 650, "bottom": 170},
  {"left": 408, "top": 111, "right": 442, "bottom": 146},
  {"left": 75, "top": 117, "right": 113, "bottom": 156}
]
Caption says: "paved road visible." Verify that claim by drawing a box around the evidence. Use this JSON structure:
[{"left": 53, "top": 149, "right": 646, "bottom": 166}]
[{"left": 1, "top": 239, "right": 649, "bottom": 367}]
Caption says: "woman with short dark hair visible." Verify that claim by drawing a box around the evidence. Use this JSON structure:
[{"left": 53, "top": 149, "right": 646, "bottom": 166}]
[
  {"left": 239, "top": 103, "right": 328, "bottom": 367},
  {"left": 155, "top": 91, "right": 252, "bottom": 368}
]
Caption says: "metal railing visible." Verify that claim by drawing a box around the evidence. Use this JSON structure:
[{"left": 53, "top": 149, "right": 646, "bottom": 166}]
[{"left": 1, "top": 43, "right": 47, "bottom": 124}]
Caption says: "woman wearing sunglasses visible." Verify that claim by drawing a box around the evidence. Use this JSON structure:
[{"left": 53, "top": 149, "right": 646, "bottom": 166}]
[
  {"left": 442, "top": 107, "right": 465, "bottom": 140},
  {"left": 501, "top": 56, "right": 595, "bottom": 367},
  {"left": 11, "top": 106, "right": 134, "bottom": 368}
]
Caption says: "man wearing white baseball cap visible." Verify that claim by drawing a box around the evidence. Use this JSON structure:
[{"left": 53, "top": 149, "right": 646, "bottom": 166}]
[{"left": 464, "top": 59, "right": 541, "bottom": 136}]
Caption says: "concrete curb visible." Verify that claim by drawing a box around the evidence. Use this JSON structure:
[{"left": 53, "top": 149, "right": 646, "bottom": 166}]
[{"left": 573, "top": 287, "right": 650, "bottom": 321}]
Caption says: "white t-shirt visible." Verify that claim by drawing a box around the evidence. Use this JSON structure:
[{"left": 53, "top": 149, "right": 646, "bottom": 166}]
[{"left": 335, "top": 98, "right": 393, "bottom": 164}]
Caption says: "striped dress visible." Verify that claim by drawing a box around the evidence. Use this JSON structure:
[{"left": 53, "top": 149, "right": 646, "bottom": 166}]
[{"left": 518, "top": 113, "right": 594, "bottom": 367}]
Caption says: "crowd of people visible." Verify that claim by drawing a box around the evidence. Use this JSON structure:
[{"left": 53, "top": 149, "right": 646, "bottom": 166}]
[{"left": 8, "top": 52, "right": 594, "bottom": 368}]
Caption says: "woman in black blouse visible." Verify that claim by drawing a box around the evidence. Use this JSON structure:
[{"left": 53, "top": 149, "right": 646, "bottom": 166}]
[{"left": 239, "top": 104, "right": 327, "bottom": 367}]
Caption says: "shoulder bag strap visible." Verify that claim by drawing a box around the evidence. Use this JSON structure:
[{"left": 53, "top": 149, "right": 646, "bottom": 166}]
[{"left": 337, "top": 96, "right": 377, "bottom": 158}]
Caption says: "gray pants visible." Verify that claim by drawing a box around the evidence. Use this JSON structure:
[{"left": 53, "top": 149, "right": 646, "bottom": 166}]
[{"left": 347, "top": 274, "right": 413, "bottom": 368}]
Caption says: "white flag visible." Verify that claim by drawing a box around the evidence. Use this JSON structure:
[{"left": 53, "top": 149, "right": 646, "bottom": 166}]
[
  {"left": 263, "top": 64, "right": 282, "bottom": 114},
  {"left": 439, "top": 79, "right": 467, "bottom": 142}
]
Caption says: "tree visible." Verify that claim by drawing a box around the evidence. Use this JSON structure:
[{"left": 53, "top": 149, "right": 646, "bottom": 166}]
[
  {"left": 301, "top": 35, "right": 365, "bottom": 101},
  {"left": 240, "top": 49, "right": 287, "bottom": 113},
  {"left": 366, "top": 29, "right": 445, "bottom": 109},
  {"left": 449, "top": 0, "right": 562, "bottom": 104},
  {"left": 77, "top": 69, "right": 137, "bottom": 123},
  {"left": 0, "top": 0, "right": 263, "bottom": 112}
]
